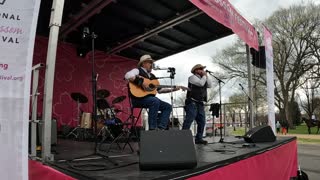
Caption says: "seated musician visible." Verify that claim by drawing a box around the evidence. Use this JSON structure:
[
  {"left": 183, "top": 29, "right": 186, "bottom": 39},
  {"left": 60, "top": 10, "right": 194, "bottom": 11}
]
[{"left": 124, "top": 54, "right": 181, "bottom": 130}]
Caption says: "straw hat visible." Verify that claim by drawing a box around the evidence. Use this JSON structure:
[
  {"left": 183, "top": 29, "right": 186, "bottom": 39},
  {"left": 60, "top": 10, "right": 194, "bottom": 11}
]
[
  {"left": 138, "top": 54, "right": 155, "bottom": 67},
  {"left": 191, "top": 64, "right": 206, "bottom": 73}
]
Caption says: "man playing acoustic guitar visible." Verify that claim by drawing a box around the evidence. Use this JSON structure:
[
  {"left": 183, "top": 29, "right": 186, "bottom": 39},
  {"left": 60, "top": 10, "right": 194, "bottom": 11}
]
[{"left": 124, "top": 54, "right": 183, "bottom": 130}]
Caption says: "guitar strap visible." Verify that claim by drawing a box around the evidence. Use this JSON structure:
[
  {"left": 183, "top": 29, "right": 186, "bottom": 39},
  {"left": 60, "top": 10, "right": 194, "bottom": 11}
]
[{"left": 138, "top": 67, "right": 157, "bottom": 80}]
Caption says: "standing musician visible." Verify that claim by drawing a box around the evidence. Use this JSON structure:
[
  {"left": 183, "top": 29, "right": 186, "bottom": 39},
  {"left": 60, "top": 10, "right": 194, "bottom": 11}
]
[
  {"left": 182, "top": 64, "right": 213, "bottom": 145},
  {"left": 124, "top": 54, "right": 181, "bottom": 130}
]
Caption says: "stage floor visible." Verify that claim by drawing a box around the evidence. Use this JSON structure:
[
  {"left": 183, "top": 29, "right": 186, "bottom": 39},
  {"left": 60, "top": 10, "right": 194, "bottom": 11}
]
[{"left": 49, "top": 135, "right": 296, "bottom": 180}]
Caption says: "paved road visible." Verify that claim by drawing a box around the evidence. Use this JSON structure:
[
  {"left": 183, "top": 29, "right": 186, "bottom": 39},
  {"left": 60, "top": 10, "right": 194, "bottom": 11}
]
[
  {"left": 277, "top": 134, "right": 320, "bottom": 139},
  {"left": 298, "top": 143, "right": 320, "bottom": 180},
  {"left": 278, "top": 134, "right": 320, "bottom": 139},
  {"left": 278, "top": 134, "right": 320, "bottom": 179}
]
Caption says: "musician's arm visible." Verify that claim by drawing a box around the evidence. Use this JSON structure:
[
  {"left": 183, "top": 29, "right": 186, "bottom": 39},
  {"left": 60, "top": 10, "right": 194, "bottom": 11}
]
[
  {"left": 125, "top": 69, "right": 144, "bottom": 86},
  {"left": 189, "top": 74, "right": 207, "bottom": 87},
  {"left": 158, "top": 87, "right": 181, "bottom": 94}
]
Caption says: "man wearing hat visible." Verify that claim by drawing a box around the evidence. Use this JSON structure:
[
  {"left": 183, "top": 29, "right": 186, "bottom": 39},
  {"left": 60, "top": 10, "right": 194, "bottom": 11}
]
[
  {"left": 124, "top": 54, "right": 180, "bottom": 130},
  {"left": 182, "top": 64, "right": 213, "bottom": 145}
]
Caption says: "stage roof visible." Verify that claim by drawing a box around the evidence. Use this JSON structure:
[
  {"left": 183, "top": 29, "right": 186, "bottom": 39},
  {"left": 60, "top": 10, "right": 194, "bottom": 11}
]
[{"left": 36, "top": 0, "right": 234, "bottom": 60}]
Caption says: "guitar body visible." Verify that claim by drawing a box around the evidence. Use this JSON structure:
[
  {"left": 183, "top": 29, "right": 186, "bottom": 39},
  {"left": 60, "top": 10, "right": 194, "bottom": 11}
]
[{"left": 129, "top": 78, "right": 160, "bottom": 98}]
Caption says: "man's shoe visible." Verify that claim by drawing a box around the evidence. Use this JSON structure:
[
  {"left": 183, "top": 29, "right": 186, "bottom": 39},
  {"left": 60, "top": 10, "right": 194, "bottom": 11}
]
[{"left": 195, "top": 139, "right": 208, "bottom": 145}]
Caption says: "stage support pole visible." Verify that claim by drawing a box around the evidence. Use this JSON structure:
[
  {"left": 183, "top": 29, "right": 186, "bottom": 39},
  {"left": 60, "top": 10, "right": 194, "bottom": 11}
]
[
  {"left": 246, "top": 44, "right": 254, "bottom": 129},
  {"left": 42, "top": 0, "right": 65, "bottom": 162},
  {"left": 30, "top": 64, "right": 44, "bottom": 159}
]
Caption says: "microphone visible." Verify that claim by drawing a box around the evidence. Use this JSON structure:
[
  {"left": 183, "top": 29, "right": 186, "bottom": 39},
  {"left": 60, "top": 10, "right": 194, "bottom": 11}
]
[
  {"left": 239, "top": 83, "right": 244, "bottom": 89},
  {"left": 82, "top": 27, "right": 90, "bottom": 39},
  {"left": 168, "top": 67, "right": 175, "bottom": 72},
  {"left": 152, "top": 65, "right": 160, "bottom": 70},
  {"left": 205, "top": 69, "right": 213, "bottom": 73},
  {"left": 152, "top": 64, "right": 158, "bottom": 70},
  {"left": 152, "top": 66, "right": 169, "bottom": 70}
]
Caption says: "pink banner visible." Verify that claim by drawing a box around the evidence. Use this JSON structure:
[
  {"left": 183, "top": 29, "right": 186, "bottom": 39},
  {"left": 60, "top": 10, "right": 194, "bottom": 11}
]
[
  {"left": 264, "top": 25, "right": 276, "bottom": 133},
  {"left": 0, "top": 0, "right": 41, "bottom": 179},
  {"left": 188, "top": 140, "right": 298, "bottom": 180},
  {"left": 190, "top": 0, "right": 259, "bottom": 50}
]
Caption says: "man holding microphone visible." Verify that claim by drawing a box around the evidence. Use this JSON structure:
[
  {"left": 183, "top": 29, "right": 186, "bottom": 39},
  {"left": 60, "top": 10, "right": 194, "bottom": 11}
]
[{"left": 182, "top": 64, "right": 213, "bottom": 145}]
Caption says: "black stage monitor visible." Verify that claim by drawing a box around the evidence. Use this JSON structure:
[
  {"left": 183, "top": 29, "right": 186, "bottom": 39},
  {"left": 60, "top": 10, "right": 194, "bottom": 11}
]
[
  {"left": 139, "top": 130, "right": 197, "bottom": 170},
  {"left": 244, "top": 125, "right": 276, "bottom": 143}
]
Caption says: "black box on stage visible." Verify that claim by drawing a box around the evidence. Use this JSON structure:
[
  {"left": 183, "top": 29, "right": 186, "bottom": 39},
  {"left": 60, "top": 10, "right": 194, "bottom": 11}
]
[
  {"left": 139, "top": 130, "right": 197, "bottom": 170},
  {"left": 244, "top": 125, "right": 276, "bottom": 143}
]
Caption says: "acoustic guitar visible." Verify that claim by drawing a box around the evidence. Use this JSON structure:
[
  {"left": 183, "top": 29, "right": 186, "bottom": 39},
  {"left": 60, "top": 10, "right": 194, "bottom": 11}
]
[{"left": 129, "top": 78, "right": 189, "bottom": 98}]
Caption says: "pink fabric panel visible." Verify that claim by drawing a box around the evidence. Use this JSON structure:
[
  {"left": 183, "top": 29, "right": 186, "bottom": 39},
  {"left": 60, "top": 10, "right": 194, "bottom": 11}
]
[
  {"left": 188, "top": 140, "right": 298, "bottom": 180},
  {"left": 32, "top": 37, "right": 141, "bottom": 129},
  {"left": 190, "top": 0, "right": 259, "bottom": 50},
  {"left": 29, "top": 160, "right": 75, "bottom": 180}
]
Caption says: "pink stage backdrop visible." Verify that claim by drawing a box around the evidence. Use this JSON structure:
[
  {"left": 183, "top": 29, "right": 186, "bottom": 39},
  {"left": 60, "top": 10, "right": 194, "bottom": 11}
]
[{"left": 33, "top": 37, "right": 140, "bottom": 129}]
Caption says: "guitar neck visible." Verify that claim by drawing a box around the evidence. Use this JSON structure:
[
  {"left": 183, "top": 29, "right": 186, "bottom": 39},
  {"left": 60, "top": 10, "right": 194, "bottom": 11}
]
[{"left": 158, "top": 85, "right": 176, "bottom": 89}]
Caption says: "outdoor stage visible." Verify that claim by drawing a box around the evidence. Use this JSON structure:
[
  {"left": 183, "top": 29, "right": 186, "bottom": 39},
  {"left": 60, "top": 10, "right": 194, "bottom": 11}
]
[{"left": 29, "top": 135, "right": 297, "bottom": 180}]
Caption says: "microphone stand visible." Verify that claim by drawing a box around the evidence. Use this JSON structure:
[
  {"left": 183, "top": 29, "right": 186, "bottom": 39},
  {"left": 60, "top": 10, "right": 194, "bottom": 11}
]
[
  {"left": 68, "top": 30, "right": 118, "bottom": 167},
  {"left": 239, "top": 84, "right": 253, "bottom": 104},
  {"left": 154, "top": 68, "right": 176, "bottom": 129},
  {"left": 90, "top": 31, "right": 99, "bottom": 153},
  {"left": 239, "top": 84, "right": 253, "bottom": 132},
  {"left": 207, "top": 72, "right": 225, "bottom": 143},
  {"left": 168, "top": 68, "right": 176, "bottom": 129}
]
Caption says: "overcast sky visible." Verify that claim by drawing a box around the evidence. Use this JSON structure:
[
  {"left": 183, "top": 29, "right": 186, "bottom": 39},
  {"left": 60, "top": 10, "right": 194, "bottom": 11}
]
[{"left": 153, "top": 0, "right": 320, "bottom": 105}]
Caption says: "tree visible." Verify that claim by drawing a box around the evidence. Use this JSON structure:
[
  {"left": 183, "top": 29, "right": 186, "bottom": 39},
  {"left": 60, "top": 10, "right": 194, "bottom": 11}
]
[
  {"left": 265, "top": 4, "right": 320, "bottom": 128},
  {"left": 289, "top": 100, "right": 302, "bottom": 126},
  {"left": 214, "top": 37, "right": 268, "bottom": 113},
  {"left": 300, "top": 92, "right": 320, "bottom": 121},
  {"left": 226, "top": 93, "right": 248, "bottom": 128},
  {"left": 214, "top": 3, "right": 320, "bottom": 128}
]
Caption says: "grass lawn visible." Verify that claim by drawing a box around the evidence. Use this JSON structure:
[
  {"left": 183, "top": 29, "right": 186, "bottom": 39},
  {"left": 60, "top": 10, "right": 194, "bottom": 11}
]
[
  {"left": 229, "top": 123, "right": 319, "bottom": 135},
  {"left": 229, "top": 127, "right": 246, "bottom": 136},
  {"left": 229, "top": 124, "right": 320, "bottom": 144},
  {"left": 287, "top": 123, "right": 319, "bottom": 134}
]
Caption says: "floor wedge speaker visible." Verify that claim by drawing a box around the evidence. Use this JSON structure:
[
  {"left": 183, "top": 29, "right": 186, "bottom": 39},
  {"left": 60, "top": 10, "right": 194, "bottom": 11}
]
[
  {"left": 139, "top": 130, "right": 197, "bottom": 170},
  {"left": 244, "top": 125, "right": 276, "bottom": 143}
]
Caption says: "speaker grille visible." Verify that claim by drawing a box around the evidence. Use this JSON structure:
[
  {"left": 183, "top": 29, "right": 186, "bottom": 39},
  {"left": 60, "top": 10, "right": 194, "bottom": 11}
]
[
  {"left": 139, "top": 130, "right": 197, "bottom": 170},
  {"left": 244, "top": 125, "right": 276, "bottom": 143}
]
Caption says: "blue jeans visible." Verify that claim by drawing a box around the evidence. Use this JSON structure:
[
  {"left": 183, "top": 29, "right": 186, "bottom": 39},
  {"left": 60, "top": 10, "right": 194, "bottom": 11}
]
[
  {"left": 132, "top": 96, "right": 172, "bottom": 129},
  {"left": 182, "top": 98, "right": 206, "bottom": 141}
]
